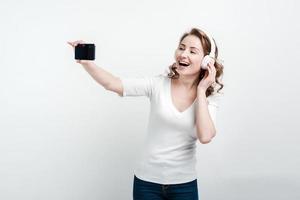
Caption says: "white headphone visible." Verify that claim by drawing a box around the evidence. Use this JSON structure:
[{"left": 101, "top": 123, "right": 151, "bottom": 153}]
[{"left": 200, "top": 30, "right": 216, "bottom": 70}]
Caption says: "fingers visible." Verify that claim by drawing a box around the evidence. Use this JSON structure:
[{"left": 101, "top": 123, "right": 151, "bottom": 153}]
[
  {"left": 67, "top": 41, "right": 75, "bottom": 47},
  {"left": 67, "top": 40, "right": 86, "bottom": 64},
  {"left": 207, "top": 62, "right": 216, "bottom": 84},
  {"left": 67, "top": 40, "right": 85, "bottom": 48},
  {"left": 208, "top": 62, "right": 216, "bottom": 75}
]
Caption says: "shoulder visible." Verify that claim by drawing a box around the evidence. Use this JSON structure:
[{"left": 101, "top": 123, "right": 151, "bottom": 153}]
[{"left": 150, "top": 73, "right": 168, "bottom": 85}]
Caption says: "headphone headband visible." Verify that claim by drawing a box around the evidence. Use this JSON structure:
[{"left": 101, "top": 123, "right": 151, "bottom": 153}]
[{"left": 200, "top": 29, "right": 216, "bottom": 59}]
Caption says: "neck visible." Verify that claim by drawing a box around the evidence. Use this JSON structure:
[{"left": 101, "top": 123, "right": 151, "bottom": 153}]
[{"left": 173, "top": 74, "right": 199, "bottom": 90}]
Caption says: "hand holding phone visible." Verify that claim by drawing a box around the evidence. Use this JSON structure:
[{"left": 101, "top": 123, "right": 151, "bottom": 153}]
[{"left": 67, "top": 41, "right": 96, "bottom": 62}]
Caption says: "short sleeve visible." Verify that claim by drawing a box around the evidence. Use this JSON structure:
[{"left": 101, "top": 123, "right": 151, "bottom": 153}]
[
  {"left": 207, "top": 93, "right": 223, "bottom": 126},
  {"left": 118, "top": 75, "right": 160, "bottom": 98}
]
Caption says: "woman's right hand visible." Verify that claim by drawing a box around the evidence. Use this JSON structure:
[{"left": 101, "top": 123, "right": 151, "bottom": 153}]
[{"left": 67, "top": 40, "right": 93, "bottom": 65}]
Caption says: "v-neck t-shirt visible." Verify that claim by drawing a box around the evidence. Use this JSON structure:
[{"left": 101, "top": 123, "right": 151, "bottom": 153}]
[{"left": 119, "top": 74, "right": 221, "bottom": 184}]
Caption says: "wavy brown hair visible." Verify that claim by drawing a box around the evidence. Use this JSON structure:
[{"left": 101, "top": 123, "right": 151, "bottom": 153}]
[{"left": 167, "top": 28, "right": 224, "bottom": 97}]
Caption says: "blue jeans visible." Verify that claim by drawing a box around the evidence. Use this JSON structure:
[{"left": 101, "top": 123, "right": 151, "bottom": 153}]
[{"left": 133, "top": 175, "right": 199, "bottom": 200}]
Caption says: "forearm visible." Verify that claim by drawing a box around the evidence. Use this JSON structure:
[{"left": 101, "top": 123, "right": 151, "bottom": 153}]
[
  {"left": 195, "top": 89, "right": 217, "bottom": 144},
  {"left": 81, "top": 61, "right": 116, "bottom": 89}
]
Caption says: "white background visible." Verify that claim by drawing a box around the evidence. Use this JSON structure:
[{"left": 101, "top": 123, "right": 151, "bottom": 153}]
[{"left": 0, "top": 0, "right": 299, "bottom": 199}]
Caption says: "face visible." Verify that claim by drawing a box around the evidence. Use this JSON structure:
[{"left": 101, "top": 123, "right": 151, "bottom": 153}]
[{"left": 174, "top": 35, "right": 205, "bottom": 76}]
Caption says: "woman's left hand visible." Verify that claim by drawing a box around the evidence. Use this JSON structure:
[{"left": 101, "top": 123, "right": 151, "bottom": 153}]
[{"left": 197, "top": 60, "right": 216, "bottom": 92}]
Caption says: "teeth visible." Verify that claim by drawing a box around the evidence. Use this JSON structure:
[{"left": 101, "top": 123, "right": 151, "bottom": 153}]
[{"left": 179, "top": 61, "right": 190, "bottom": 66}]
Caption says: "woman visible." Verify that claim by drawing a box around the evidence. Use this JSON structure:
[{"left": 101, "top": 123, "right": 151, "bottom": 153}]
[{"left": 68, "top": 27, "right": 224, "bottom": 200}]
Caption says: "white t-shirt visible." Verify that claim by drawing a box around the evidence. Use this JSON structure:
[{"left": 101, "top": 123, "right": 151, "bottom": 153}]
[{"left": 119, "top": 74, "right": 221, "bottom": 184}]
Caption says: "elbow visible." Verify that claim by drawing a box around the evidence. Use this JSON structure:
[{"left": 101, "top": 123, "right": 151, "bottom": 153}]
[
  {"left": 198, "top": 131, "right": 216, "bottom": 144},
  {"left": 198, "top": 137, "right": 212, "bottom": 144}
]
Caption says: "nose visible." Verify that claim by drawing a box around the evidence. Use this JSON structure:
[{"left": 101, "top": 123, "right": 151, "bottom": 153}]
[{"left": 179, "top": 49, "right": 188, "bottom": 59}]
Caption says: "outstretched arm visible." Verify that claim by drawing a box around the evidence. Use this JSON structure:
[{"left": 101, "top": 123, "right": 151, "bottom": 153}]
[
  {"left": 68, "top": 41, "right": 123, "bottom": 96},
  {"left": 81, "top": 61, "right": 123, "bottom": 96}
]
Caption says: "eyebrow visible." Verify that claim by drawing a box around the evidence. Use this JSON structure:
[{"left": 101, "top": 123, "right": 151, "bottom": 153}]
[{"left": 179, "top": 43, "right": 200, "bottom": 51}]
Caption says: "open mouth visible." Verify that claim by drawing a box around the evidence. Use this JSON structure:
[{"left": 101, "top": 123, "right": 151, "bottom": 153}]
[{"left": 178, "top": 61, "right": 190, "bottom": 67}]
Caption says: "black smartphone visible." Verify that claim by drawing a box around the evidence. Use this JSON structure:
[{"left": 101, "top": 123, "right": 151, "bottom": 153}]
[{"left": 75, "top": 43, "right": 95, "bottom": 60}]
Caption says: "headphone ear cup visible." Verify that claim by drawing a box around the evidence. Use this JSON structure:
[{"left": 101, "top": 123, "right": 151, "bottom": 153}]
[{"left": 201, "top": 55, "right": 211, "bottom": 69}]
